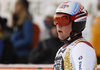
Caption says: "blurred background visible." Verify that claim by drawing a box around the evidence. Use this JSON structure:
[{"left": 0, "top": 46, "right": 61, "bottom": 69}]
[{"left": 0, "top": 0, "right": 100, "bottom": 69}]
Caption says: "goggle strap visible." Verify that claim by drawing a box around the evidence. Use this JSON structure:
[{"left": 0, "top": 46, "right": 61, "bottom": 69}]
[{"left": 71, "top": 10, "right": 88, "bottom": 21}]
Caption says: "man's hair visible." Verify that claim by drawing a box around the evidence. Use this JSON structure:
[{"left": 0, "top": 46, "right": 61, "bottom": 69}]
[{"left": 17, "top": 0, "right": 29, "bottom": 10}]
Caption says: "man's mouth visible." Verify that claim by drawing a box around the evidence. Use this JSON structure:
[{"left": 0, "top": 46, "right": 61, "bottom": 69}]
[{"left": 58, "top": 30, "right": 63, "bottom": 33}]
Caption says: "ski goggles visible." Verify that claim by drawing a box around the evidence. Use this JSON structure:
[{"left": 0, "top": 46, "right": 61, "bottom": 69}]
[
  {"left": 54, "top": 14, "right": 70, "bottom": 26},
  {"left": 54, "top": 11, "right": 88, "bottom": 26}
]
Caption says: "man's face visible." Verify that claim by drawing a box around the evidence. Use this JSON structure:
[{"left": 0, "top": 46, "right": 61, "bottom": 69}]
[
  {"left": 45, "top": 16, "right": 53, "bottom": 23},
  {"left": 54, "top": 14, "right": 72, "bottom": 40},
  {"left": 15, "top": 4, "right": 24, "bottom": 14}
]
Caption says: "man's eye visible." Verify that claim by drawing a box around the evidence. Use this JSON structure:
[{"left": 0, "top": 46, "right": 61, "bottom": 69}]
[{"left": 61, "top": 17, "right": 68, "bottom": 20}]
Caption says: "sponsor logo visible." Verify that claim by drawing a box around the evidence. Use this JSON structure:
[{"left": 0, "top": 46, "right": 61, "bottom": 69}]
[
  {"left": 54, "top": 57, "right": 64, "bottom": 70},
  {"left": 78, "top": 56, "right": 83, "bottom": 70},
  {"left": 57, "top": 54, "right": 62, "bottom": 58},
  {"left": 79, "top": 61, "right": 82, "bottom": 70},
  {"left": 59, "top": 5, "right": 69, "bottom": 9},
  {"left": 77, "top": 4, "right": 84, "bottom": 13},
  {"left": 59, "top": 2, "right": 69, "bottom": 9},
  {"left": 78, "top": 56, "right": 83, "bottom": 60},
  {"left": 58, "top": 49, "right": 66, "bottom": 54}
]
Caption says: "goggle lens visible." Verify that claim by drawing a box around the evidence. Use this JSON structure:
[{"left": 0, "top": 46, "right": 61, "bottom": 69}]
[{"left": 54, "top": 14, "right": 70, "bottom": 26}]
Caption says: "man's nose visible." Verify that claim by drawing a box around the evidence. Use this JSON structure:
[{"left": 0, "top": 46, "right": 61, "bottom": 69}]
[{"left": 56, "top": 23, "right": 62, "bottom": 28}]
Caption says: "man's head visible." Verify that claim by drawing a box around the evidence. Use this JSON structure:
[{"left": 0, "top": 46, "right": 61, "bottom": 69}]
[
  {"left": 97, "top": 0, "right": 100, "bottom": 10},
  {"left": 44, "top": 4, "right": 57, "bottom": 29},
  {"left": 54, "top": 1, "right": 88, "bottom": 42},
  {"left": 44, "top": 16, "right": 54, "bottom": 29},
  {"left": 15, "top": 0, "right": 29, "bottom": 14},
  {"left": 54, "top": 13, "right": 72, "bottom": 40}
]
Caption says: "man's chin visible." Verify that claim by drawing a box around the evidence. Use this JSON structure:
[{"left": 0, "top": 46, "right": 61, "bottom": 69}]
[{"left": 58, "top": 36, "right": 65, "bottom": 40}]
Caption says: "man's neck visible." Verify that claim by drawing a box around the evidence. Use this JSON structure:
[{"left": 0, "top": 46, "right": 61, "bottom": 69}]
[{"left": 62, "top": 36, "right": 83, "bottom": 49}]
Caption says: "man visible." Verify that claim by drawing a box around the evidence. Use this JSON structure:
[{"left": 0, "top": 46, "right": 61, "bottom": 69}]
[
  {"left": 11, "top": 0, "right": 33, "bottom": 63},
  {"left": 41, "top": 4, "right": 57, "bottom": 41},
  {"left": 53, "top": 1, "right": 97, "bottom": 70}
]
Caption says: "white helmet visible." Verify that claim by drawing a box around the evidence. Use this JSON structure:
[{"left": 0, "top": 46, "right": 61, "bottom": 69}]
[
  {"left": 54, "top": 1, "right": 88, "bottom": 42},
  {"left": 56, "top": 1, "right": 88, "bottom": 33}
]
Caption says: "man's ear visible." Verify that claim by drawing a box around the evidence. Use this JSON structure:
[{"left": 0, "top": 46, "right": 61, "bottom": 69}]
[{"left": 72, "top": 21, "right": 86, "bottom": 33}]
